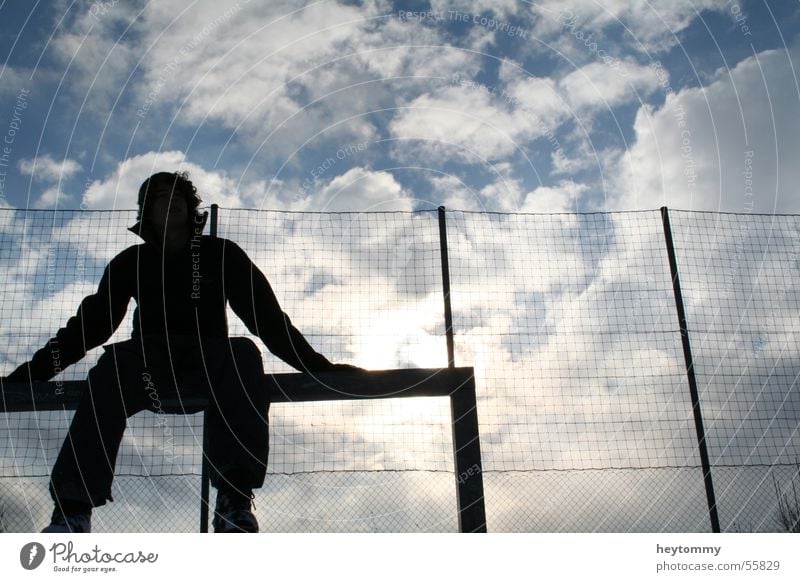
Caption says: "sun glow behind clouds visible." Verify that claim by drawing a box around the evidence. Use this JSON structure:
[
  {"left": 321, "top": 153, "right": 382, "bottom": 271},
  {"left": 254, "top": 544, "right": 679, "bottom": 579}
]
[{"left": 353, "top": 294, "right": 448, "bottom": 370}]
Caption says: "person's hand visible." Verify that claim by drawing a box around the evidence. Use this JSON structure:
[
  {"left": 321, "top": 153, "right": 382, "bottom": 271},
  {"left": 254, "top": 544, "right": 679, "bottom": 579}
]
[
  {"left": 328, "top": 363, "right": 366, "bottom": 372},
  {"left": 0, "top": 373, "right": 29, "bottom": 385},
  {"left": 2, "top": 369, "right": 24, "bottom": 383},
  {"left": 2, "top": 365, "right": 30, "bottom": 383}
]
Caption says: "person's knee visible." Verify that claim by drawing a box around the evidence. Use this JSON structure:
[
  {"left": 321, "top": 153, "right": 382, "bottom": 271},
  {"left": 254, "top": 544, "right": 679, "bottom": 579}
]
[
  {"left": 221, "top": 338, "right": 267, "bottom": 403},
  {"left": 86, "top": 350, "right": 150, "bottom": 412},
  {"left": 229, "top": 337, "right": 263, "bottom": 366},
  {"left": 87, "top": 357, "right": 123, "bottom": 395}
]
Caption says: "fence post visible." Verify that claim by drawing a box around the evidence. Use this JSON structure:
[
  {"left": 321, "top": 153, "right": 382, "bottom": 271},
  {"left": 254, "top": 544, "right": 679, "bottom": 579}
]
[
  {"left": 438, "top": 206, "right": 487, "bottom": 532},
  {"left": 199, "top": 204, "right": 219, "bottom": 533},
  {"left": 438, "top": 207, "right": 456, "bottom": 368},
  {"left": 660, "top": 206, "right": 721, "bottom": 533}
]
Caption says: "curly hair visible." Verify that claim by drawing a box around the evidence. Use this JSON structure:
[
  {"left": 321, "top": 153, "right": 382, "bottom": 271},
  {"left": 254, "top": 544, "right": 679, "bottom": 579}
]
[{"left": 136, "top": 171, "right": 203, "bottom": 223}]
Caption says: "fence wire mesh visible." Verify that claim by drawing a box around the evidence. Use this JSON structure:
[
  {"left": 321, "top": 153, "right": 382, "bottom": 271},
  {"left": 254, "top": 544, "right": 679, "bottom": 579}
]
[
  {"left": 669, "top": 210, "right": 800, "bottom": 532},
  {"left": 0, "top": 207, "right": 798, "bottom": 532}
]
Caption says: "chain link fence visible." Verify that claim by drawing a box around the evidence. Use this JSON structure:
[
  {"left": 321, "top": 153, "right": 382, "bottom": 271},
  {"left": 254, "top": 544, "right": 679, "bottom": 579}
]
[{"left": 0, "top": 207, "right": 798, "bottom": 532}]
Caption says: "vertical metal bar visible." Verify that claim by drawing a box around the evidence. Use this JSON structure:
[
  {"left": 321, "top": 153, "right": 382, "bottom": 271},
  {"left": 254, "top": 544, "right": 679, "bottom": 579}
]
[
  {"left": 199, "top": 204, "right": 218, "bottom": 533},
  {"left": 200, "top": 408, "right": 211, "bottom": 533},
  {"left": 661, "top": 206, "right": 721, "bottom": 533},
  {"left": 209, "top": 203, "right": 218, "bottom": 237},
  {"left": 450, "top": 374, "right": 488, "bottom": 532},
  {"left": 438, "top": 206, "right": 487, "bottom": 532},
  {"left": 438, "top": 206, "right": 455, "bottom": 367}
]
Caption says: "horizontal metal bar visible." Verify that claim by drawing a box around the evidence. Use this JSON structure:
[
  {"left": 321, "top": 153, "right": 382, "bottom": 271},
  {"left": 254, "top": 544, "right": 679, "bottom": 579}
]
[{"left": 0, "top": 367, "right": 475, "bottom": 413}]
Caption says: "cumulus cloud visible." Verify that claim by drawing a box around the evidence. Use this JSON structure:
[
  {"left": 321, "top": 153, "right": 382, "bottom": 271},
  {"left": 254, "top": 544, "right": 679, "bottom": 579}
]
[
  {"left": 116, "top": 1, "right": 490, "bottom": 169},
  {"left": 18, "top": 155, "right": 81, "bottom": 182},
  {"left": 429, "top": 0, "right": 520, "bottom": 20},
  {"left": 429, "top": 174, "right": 483, "bottom": 211},
  {"left": 0, "top": 66, "right": 35, "bottom": 99},
  {"left": 425, "top": 162, "right": 543, "bottom": 212},
  {"left": 558, "top": 60, "right": 662, "bottom": 111},
  {"left": 389, "top": 75, "right": 567, "bottom": 163},
  {"left": 303, "top": 166, "right": 414, "bottom": 212},
  {"left": 48, "top": 2, "right": 141, "bottom": 107},
  {"left": 614, "top": 41, "right": 800, "bottom": 212},
  {"left": 386, "top": 55, "right": 659, "bottom": 174},
  {"left": 32, "top": 187, "right": 61, "bottom": 209},
  {"left": 532, "top": 0, "right": 730, "bottom": 53},
  {"left": 521, "top": 180, "right": 587, "bottom": 212},
  {"left": 447, "top": 210, "right": 729, "bottom": 478},
  {"left": 81, "top": 150, "right": 244, "bottom": 210}
]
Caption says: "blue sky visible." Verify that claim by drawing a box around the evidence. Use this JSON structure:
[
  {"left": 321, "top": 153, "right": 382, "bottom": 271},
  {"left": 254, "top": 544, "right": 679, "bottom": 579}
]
[{"left": 0, "top": 0, "right": 798, "bottom": 214}]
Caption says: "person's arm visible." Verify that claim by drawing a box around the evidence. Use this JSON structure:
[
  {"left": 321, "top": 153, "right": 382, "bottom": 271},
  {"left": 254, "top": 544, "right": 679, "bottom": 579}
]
[
  {"left": 4, "top": 251, "right": 132, "bottom": 383},
  {"left": 224, "top": 240, "right": 343, "bottom": 373}
]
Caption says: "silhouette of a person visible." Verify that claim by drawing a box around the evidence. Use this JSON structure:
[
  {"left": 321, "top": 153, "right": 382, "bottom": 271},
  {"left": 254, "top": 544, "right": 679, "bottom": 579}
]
[{"left": 2, "top": 171, "right": 358, "bottom": 532}]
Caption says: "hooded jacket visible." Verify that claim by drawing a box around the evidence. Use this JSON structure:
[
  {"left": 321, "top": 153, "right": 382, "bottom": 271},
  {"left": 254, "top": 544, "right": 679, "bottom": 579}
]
[{"left": 5, "top": 211, "right": 334, "bottom": 382}]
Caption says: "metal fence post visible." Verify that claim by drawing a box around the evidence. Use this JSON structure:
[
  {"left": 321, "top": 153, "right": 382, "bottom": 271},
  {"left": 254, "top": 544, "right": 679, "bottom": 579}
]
[
  {"left": 438, "top": 206, "right": 487, "bottom": 532},
  {"left": 199, "top": 204, "right": 218, "bottom": 533},
  {"left": 660, "top": 206, "right": 721, "bottom": 532}
]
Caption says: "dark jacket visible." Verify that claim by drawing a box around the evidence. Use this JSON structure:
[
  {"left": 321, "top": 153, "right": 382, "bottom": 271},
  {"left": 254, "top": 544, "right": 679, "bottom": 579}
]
[{"left": 6, "top": 213, "right": 334, "bottom": 382}]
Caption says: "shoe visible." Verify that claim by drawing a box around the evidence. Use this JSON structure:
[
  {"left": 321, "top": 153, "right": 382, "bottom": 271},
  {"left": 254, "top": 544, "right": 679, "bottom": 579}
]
[
  {"left": 41, "top": 508, "right": 91, "bottom": 533},
  {"left": 213, "top": 489, "right": 258, "bottom": 533}
]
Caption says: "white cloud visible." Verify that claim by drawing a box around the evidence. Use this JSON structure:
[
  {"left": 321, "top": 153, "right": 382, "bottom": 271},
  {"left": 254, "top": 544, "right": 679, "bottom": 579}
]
[
  {"left": 305, "top": 166, "right": 414, "bottom": 212},
  {"left": 123, "top": 1, "right": 489, "bottom": 166},
  {"left": 0, "top": 66, "right": 35, "bottom": 99},
  {"left": 346, "top": 19, "right": 482, "bottom": 81},
  {"left": 614, "top": 42, "right": 800, "bottom": 212},
  {"left": 49, "top": 3, "right": 141, "bottom": 106},
  {"left": 429, "top": 0, "right": 520, "bottom": 19},
  {"left": 532, "top": 0, "right": 729, "bottom": 53},
  {"left": 32, "top": 187, "right": 62, "bottom": 209},
  {"left": 389, "top": 76, "right": 567, "bottom": 163},
  {"left": 388, "top": 54, "right": 662, "bottom": 170},
  {"left": 521, "top": 180, "right": 587, "bottom": 212},
  {"left": 82, "top": 150, "right": 244, "bottom": 210},
  {"left": 551, "top": 143, "right": 596, "bottom": 176},
  {"left": 134, "top": 3, "right": 385, "bottom": 148},
  {"left": 18, "top": 155, "right": 81, "bottom": 182},
  {"left": 479, "top": 179, "right": 523, "bottom": 212},
  {"left": 429, "top": 174, "right": 483, "bottom": 211},
  {"left": 426, "top": 163, "right": 537, "bottom": 212},
  {"left": 558, "top": 60, "right": 661, "bottom": 111}
]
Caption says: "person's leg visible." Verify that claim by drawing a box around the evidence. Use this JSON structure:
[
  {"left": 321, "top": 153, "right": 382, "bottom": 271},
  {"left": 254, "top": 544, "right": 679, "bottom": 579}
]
[
  {"left": 184, "top": 336, "right": 269, "bottom": 531},
  {"left": 47, "top": 341, "right": 154, "bottom": 526},
  {"left": 187, "top": 336, "right": 270, "bottom": 490}
]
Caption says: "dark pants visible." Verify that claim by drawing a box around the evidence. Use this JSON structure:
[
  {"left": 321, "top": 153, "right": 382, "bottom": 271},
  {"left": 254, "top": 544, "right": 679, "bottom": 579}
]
[{"left": 49, "top": 335, "right": 270, "bottom": 508}]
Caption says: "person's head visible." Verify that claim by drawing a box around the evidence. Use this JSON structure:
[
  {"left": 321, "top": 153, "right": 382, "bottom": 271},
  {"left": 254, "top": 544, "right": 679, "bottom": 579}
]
[{"left": 137, "top": 171, "right": 202, "bottom": 236}]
